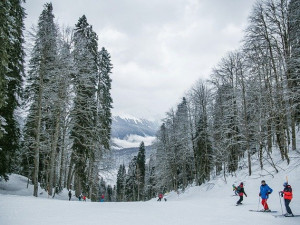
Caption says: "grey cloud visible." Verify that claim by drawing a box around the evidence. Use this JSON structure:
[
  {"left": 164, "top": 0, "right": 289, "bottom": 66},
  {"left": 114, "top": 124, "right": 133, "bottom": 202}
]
[{"left": 23, "top": 0, "right": 256, "bottom": 120}]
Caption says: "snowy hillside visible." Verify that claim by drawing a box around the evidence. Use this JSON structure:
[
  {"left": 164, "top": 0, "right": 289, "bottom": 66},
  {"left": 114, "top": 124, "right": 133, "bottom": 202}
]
[
  {"left": 111, "top": 115, "right": 159, "bottom": 149},
  {"left": 1, "top": 151, "right": 300, "bottom": 225}
]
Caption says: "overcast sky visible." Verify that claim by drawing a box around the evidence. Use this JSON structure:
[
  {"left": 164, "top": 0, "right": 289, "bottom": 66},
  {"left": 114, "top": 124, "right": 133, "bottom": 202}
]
[{"left": 23, "top": 0, "right": 256, "bottom": 121}]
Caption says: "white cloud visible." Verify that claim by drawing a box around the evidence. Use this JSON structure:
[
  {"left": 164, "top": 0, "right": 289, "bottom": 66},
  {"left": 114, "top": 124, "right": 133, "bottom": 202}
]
[{"left": 112, "top": 135, "right": 156, "bottom": 149}]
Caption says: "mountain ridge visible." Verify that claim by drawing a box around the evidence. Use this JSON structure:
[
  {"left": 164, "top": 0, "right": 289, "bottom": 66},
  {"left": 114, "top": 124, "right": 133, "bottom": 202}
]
[{"left": 111, "top": 115, "right": 159, "bottom": 149}]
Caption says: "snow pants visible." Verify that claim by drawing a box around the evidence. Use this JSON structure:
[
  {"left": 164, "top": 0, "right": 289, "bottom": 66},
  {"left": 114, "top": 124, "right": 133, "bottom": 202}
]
[
  {"left": 261, "top": 199, "right": 269, "bottom": 210},
  {"left": 284, "top": 199, "right": 293, "bottom": 214},
  {"left": 237, "top": 196, "right": 243, "bottom": 204}
]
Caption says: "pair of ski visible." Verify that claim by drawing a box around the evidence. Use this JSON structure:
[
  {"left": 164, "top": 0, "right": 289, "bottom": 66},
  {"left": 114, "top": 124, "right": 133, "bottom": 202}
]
[{"left": 249, "top": 210, "right": 300, "bottom": 217}]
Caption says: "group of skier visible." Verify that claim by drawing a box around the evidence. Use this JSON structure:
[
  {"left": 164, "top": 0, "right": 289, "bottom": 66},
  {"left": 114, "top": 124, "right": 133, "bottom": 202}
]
[
  {"left": 233, "top": 180, "right": 294, "bottom": 217},
  {"left": 67, "top": 190, "right": 88, "bottom": 202}
]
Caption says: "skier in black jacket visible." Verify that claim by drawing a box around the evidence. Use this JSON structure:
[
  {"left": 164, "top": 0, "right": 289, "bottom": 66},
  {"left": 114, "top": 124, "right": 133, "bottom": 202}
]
[{"left": 68, "top": 190, "right": 72, "bottom": 201}]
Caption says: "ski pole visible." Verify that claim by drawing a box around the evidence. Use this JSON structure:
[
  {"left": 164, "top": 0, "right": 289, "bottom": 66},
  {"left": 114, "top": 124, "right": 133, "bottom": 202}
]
[
  {"left": 278, "top": 192, "right": 283, "bottom": 215},
  {"left": 257, "top": 196, "right": 260, "bottom": 211}
]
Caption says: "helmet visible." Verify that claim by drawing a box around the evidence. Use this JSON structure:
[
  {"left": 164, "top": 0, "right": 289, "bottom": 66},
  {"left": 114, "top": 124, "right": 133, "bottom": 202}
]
[
  {"left": 261, "top": 180, "right": 265, "bottom": 183},
  {"left": 283, "top": 182, "right": 288, "bottom": 187},
  {"left": 240, "top": 182, "right": 243, "bottom": 185}
]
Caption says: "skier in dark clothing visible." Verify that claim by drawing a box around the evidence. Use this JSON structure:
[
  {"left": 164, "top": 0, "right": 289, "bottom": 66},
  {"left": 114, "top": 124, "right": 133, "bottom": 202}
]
[
  {"left": 236, "top": 182, "right": 247, "bottom": 205},
  {"left": 68, "top": 190, "right": 72, "bottom": 201},
  {"left": 280, "top": 182, "right": 294, "bottom": 217}
]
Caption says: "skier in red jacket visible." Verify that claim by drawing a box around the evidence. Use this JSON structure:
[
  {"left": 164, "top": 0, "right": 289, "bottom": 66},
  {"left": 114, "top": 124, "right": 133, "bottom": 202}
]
[
  {"left": 236, "top": 182, "right": 247, "bottom": 205},
  {"left": 158, "top": 193, "right": 163, "bottom": 201},
  {"left": 280, "top": 182, "right": 294, "bottom": 217}
]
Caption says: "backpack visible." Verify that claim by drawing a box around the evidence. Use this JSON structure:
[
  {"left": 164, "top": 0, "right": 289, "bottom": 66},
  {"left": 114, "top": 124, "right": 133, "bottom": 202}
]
[{"left": 236, "top": 186, "right": 242, "bottom": 193}]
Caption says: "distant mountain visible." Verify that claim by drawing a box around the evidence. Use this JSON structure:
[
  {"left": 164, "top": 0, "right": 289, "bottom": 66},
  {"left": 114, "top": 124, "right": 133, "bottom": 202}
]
[
  {"left": 111, "top": 115, "right": 159, "bottom": 139},
  {"left": 110, "top": 115, "right": 160, "bottom": 149},
  {"left": 102, "top": 115, "right": 159, "bottom": 184}
]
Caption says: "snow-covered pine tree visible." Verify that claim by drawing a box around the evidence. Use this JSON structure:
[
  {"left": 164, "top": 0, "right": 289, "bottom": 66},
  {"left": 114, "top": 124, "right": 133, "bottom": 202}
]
[
  {"left": 136, "top": 141, "right": 146, "bottom": 201},
  {"left": 116, "top": 164, "right": 126, "bottom": 201},
  {"left": 70, "top": 15, "right": 99, "bottom": 198},
  {"left": 106, "top": 184, "right": 113, "bottom": 201},
  {"left": 97, "top": 47, "right": 113, "bottom": 150},
  {"left": 174, "top": 97, "right": 194, "bottom": 189},
  {"left": 0, "top": 0, "right": 25, "bottom": 180},
  {"left": 125, "top": 156, "right": 137, "bottom": 201},
  {"left": 23, "top": 3, "right": 58, "bottom": 197}
]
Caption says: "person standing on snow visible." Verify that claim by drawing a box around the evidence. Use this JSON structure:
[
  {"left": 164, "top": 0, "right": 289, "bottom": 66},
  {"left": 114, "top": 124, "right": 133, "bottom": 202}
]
[
  {"left": 157, "top": 193, "right": 163, "bottom": 201},
  {"left": 68, "top": 190, "right": 72, "bottom": 201},
  {"left": 280, "top": 182, "right": 294, "bottom": 217},
  {"left": 100, "top": 194, "right": 105, "bottom": 202},
  {"left": 232, "top": 184, "right": 238, "bottom": 196},
  {"left": 259, "top": 180, "right": 273, "bottom": 211},
  {"left": 236, "top": 182, "right": 247, "bottom": 205}
]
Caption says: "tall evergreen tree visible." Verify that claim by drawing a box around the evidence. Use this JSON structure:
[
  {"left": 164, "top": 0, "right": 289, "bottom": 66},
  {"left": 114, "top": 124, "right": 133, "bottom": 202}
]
[
  {"left": 23, "top": 2, "right": 58, "bottom": 196},
  {"left": 116, "top": 164, "right": 126, "bottom": 201},
  {"left": 97, "top": 47, "right": 113, "bottom": 150},
  {"left": 136, "top": 141, "right": 146, "bottom": 201},
  {"left": 125, "top": 156, "right": 137, "bottom": 201},
  {"left": 70, "top": 15, "right": 99, "bottom": 197},
  {"left": 0, "top": 0, "right": 25, "bottom": 180}
]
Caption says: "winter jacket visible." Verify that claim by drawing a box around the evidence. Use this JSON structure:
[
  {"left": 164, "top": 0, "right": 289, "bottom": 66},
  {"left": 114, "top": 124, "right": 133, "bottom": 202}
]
[
  {"left": 282, "top": 185, "right": 293, "bottom": 200},
  {"left": 260, "top": 184, "right": 273, "bottom": 199},
  {"left": 237, "top": 184, "right": 247, "bottom": 197}
]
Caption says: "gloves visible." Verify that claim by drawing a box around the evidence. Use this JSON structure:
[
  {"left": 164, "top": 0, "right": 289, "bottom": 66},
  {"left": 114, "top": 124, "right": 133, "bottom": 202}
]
[
  {"left": 245, "top": 194, "right": 247, "bottom": 197},
  {"left": 259, "top": 193, "right": 261, "bottom": 197}
]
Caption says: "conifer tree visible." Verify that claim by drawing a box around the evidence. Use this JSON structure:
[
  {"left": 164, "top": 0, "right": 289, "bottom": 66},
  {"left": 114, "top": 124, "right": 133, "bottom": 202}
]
[
  {"left": 0, "top": 0, "right": 25, "bottom": 180},
  {"left": 116, "top": 164, "right": 126, "bottom": 201},
  {"left": 70, "top": 15, "right": 99, "bottom": 196},
  {"left": 97, "top": 47, "right": 113, "bottom": 149},
  {"left": 136, "top": 141, "right": 146, "bottom": 200},
  {"left": 23, "top": 2, "right": 58, "bottom": 196},
  {"left": 125, "top": 156, "right": 137, "bottom": 201}
]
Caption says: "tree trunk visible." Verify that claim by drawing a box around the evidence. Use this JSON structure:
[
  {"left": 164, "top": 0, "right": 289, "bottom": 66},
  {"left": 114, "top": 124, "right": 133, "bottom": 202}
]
[
  {"left": 33, "top": 73, "right": 43, "bottom": 197},
  {"left": 48, "top": 109, "right": 61, "bottom": 196},
  {"left": 67, "top": 156, "right": 74, "bottom": 190},
  {"left": 58, "top": 124, "right": 66, "bottom": 189}
]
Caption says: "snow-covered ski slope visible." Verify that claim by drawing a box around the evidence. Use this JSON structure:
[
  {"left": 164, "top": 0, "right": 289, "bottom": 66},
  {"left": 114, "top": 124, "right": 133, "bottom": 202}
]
[{"left": 1, "top": 151, "right": 300, "bottom": 225}]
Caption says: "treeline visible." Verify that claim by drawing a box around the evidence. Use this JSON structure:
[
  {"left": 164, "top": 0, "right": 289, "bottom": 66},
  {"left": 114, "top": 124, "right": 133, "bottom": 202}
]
[
  {"left": 153, "top": 0, "right": 300, "bottom": 194},
  {"left": 0, "top": 2, "right": 113, "bottom": 201},
  {"left": 104, "top": 0, "right": 300, "bottom": 202},
  {"left": 115, "top": 142, "right": 151, "bottom": 201}
]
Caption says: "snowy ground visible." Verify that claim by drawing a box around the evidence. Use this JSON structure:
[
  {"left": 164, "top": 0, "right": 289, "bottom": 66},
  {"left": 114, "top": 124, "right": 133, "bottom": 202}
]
[{"left": 1, "top": 151, "right": 300, "bottom": 225}]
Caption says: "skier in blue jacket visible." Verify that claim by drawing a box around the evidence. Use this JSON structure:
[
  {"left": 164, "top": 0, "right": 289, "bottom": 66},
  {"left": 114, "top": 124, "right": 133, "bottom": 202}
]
[{"left": 259, "top": 180, "right": 273, "bottom": 211}]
